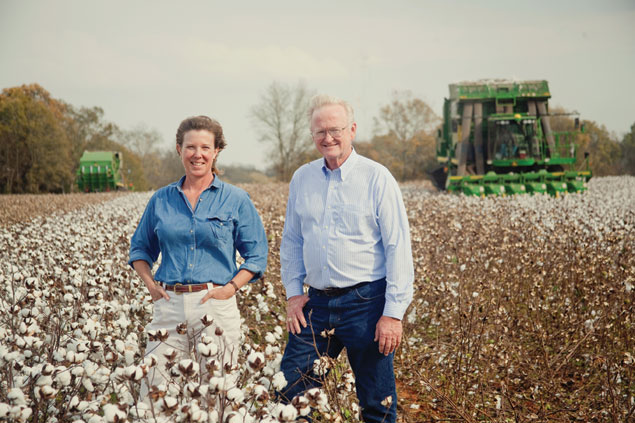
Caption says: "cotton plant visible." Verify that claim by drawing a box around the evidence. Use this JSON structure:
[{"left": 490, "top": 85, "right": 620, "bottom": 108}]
[{"left": 0, "top": 192, "right": 360, "bottom": 422}]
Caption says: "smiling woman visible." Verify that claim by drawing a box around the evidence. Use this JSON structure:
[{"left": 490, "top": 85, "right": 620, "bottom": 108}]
[{"left": 128, "top": 115, "right": 268, "bottom": 401}]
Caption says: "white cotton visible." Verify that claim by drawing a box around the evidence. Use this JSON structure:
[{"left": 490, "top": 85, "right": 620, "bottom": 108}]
[
  {"left": 7, "top": 388, "right": 27, "bottom": 405},
  {"left": 103, "top": 403, "right": 126, "bottom": 423},
  {"left": 226, "top": 387, "right": 244, "bottom": 403},
  {"left": 272, "top": 371, "right": 287, "bottom": 390},
  {"left": 55, "top": 371, "right": 72, "bottom": 387},
  {"left": 0, "top": 403, "right": 9, "bottom": 417}
]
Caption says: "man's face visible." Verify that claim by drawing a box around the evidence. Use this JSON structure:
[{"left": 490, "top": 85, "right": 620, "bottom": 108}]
[{"left": 310, "top": 104, "right": 356, "bottom": 170}]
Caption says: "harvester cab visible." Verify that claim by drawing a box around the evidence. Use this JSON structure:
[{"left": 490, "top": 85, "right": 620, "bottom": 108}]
[{"left": 431, "top": 80, "right": 591, "bottom": 196}]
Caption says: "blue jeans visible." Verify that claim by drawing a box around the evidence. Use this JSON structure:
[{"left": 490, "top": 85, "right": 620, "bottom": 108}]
[{"left": 280, "top": 279, "right": 397, "bottom": 423}]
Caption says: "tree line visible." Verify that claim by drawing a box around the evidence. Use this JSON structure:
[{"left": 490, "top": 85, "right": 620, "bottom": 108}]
[
  {"left": 0, "top": 84, "right": 270, "bottom": 194},
  {"left": 1, "top": 82, "right": 633, "bottom": 194},
  {"left": 250, "top": 82, "right": 635, "bottom": 182}
]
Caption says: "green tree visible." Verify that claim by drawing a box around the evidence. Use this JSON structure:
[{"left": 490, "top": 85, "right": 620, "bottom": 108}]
[
  {"left": 577, "top": 121, "right": 622, "bottom": 176},
  {"left": 65, "top": 104, "right": 149, "bottom": 191},
  {"left": 0, "top": 84, "right": 73, "bottom": 193},
  {"left": 620, "top": 122, "right": 635, "bottom": 175},
  {"left": 250, "top": 81, "right": 316, "bottom": 181}
]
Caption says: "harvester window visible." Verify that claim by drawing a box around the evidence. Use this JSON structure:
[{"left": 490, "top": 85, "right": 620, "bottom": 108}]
[{"left": 493, "top": 120, "right": 532, "bottom": 160}]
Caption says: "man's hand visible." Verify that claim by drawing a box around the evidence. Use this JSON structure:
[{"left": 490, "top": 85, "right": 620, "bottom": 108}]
[
  {"left": 201, "top": 284, "right": 234, "bottom": 304},
  {"left": 374, "top": 316, "right": 402, "bottom": 356},
  {"left": 286, "top": 295, "right": 309, "bottom": 334}
]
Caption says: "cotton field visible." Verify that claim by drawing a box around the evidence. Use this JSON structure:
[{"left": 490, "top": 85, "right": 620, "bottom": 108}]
[{"left": 0, "top": 176, "right": 633, "bottom": 423}]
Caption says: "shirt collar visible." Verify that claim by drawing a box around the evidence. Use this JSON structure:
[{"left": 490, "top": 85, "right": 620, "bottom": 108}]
[
  {"left": 320, "top": 148, "right": 358, "bottom": 181},
  {"left": 175, "top": 174, "right": 221, "bottom": 192}
]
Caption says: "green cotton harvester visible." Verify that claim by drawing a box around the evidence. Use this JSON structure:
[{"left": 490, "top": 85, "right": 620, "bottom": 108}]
[
  {"left": 76, "top": 151, "right": 126, "bottom": 192},
  {"left": 430, "top": 80, "right": 591, "bottom": 196}
]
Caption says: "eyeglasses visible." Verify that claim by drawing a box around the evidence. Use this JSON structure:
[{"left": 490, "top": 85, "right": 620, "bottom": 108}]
[{"left": 311, "top": 126, "right": 348, "bottom": 140}]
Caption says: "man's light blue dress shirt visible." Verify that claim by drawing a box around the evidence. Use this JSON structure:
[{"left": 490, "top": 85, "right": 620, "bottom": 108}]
[
  {"left": 280, "top": 150, "right": 414, "bottom": 319},
  {"left": 129, "top": 176, "right": 267, "bottom": 285}
]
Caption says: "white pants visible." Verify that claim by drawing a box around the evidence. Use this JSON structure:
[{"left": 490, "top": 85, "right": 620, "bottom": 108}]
[{"left": 140, "top": 289, "right": 241, "bottom": 399}]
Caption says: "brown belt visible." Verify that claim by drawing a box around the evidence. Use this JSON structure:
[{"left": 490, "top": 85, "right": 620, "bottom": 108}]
[{"left": 158, "top": 282, "right": 221, "bottom": 293}]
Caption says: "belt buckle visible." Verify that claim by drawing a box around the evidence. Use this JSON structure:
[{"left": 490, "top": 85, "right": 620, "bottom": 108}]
[{"left": 174, "top": 283, "right": 183, "bottom": 295}]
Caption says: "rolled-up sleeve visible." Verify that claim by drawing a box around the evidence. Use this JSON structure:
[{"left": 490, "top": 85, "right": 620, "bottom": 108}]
[
  {"left": 235, "top": 194, "right": 268, "bottom": 281},
  {"left": 129, "top": 194, "right": 160, "bottom": 269},
  {"left": 376, "top": 174, "right": 414, "bottom": 320},
  {"left": 280, "top": 175, "right": 306, "bottom": 299}
]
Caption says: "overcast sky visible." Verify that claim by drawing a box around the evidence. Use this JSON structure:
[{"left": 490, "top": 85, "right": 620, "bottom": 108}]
[{"left": 1, "top": 0, "right": 634, "bottom": 170}]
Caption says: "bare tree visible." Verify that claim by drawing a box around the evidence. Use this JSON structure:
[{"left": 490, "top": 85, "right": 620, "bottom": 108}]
[
  {"left": 118, "top": 124, "right": 166, "bottom": 189},
  {"left": 371, "top": 91, "right": 440, "bottom": 181},
  {"left": 250, "top": 81, "right": 315, "bottom": 181},
  {"left": 374, "top": 90, "right": 439, "bottom": 143}
]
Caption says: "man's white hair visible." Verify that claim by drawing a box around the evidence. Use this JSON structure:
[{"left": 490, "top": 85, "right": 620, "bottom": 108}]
[{"left": 307, "top": 94, "right": 355, "bottom": 126}]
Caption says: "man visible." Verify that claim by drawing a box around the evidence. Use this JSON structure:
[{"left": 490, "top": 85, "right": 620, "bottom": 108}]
[{"left": 279, "top": 94, "right": 414, "bottom": 422}]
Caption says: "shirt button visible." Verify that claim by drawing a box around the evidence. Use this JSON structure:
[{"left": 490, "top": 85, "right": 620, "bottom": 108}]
[
  {"left": 190, "top": 247, "right": 194, "bottom": 250},
  {"left": 190, "top": 230, "right": 193, "bottom": 233},
  {"left": 189, "top": 264, "right": 193, "bottom": 267}
]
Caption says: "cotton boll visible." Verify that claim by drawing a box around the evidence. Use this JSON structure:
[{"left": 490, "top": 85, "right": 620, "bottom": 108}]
[
  {"left": 142, "top": 354, "right": 158, "bottom": 368},
  {"left": 264, "top": 332, "right": 276, "bottom": 344},
  {"left": 35, "top": 385, "right": 57, "bottom": 400},
  {"left": 82, "top": 378, "right": 94, "bottom": 392},
  {"left": 247, "top": 351, "right": 265, "bottom": 372},
  {"left": 103, "top": 403, "right": 127, "bottom": 422},
  {"left": 114, "top": 339, "right": 125, "bottom": 354},
  {"left": 55, "top": 370, "right": 72, "bottom": 387},
  {"left": 160, "top": 396, "right": 178, "bottom": 412},
  {"left": 129, "top": 401, "right": 150, "bottom": 420},
  {"left": 124, "top": 350, "right": 135, "bottom": 365},
  {"left": 226, "top": 387, "right": 244, "bottom": 403},
  {"left": 207, "top": 409, "right": 219, "bottom": 423},
  {"left": 86, "top": 414, "right": 104, "bottom": 423},
  {"left": 291, "top": 395, "right": 311, "bottom": 416},
  {"left": 189, "top": 409, "right": 207, "bottom": 422},
  {"left": 224, "top": 412, "right": 244, "bottom": 423},
  {"left": 35, "top": 375, "right": 53, "bottom": 387},
  {"left": 276, "top": 404, "right": 298, "bottom": 422},
  {"left": 272, "top": 371, "right": 287, "bottom": 390},
  {"left": 123, "top": 365, "right": 144, "bottom": 381},
  {"left": 7, "top": 388, "right": 27, "bottom": 405}
]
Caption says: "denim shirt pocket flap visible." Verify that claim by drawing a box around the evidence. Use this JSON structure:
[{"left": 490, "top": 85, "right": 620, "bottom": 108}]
[{"left": 207, "top": 214, "right": 234, "bottom": 242}]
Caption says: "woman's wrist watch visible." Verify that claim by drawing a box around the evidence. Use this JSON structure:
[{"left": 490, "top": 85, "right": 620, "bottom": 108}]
[{"left": 228, "top": 280, "right": 239, "bottom": 292}]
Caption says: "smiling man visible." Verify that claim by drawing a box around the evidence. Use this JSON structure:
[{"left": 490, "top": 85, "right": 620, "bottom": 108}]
[{"left": 279, "top": 95, "right": 414, "bottom": 422}]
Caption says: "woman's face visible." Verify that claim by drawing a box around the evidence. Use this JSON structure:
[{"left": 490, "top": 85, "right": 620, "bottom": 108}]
[{"left": 176, "top": 129, "right": 219, "bottom": 179}]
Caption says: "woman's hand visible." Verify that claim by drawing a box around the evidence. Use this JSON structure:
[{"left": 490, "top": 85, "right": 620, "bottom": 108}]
[
  {"left": 148, "top": 283, "right": 169, "bottom": 302},
  {"left": 132, "top": 260, "right": 169, "bottom": 302},
  {"left": 201, "top": 284, "right": 235, "bottom": 303}
]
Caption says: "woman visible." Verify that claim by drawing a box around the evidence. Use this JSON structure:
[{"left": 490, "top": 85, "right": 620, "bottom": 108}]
[{"left": 129, "top": 115, "right": 268, "bottom": 398}]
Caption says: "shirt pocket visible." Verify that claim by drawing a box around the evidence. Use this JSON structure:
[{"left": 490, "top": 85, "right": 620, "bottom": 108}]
[
  {"left": 333, "top": 204, "right": 375, "bottom": 237},
  {"left": 207, "top": 214, "right": 234, "bottom": 244}
]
